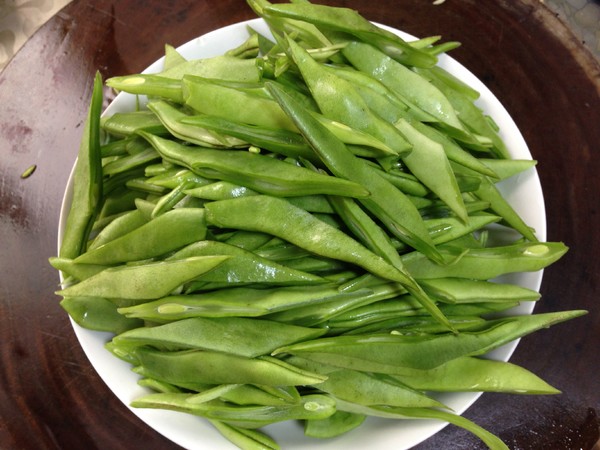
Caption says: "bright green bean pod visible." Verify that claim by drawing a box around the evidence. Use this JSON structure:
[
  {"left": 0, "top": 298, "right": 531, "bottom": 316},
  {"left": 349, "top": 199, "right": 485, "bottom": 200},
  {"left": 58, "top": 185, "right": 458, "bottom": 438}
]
[
  {"left": 139, "top": 131, "right": 370, "bottom": 198},
  {"left": 160, "top": 54, "right": 261, "bottom": 82},
  {"left": 369, "top": 166, "right": 429, "bottom": 197},
  {"left": 338, "top": 315, "right": 485, "bottom": 336},
  {"left": 440, "top": 301, "right": 520, "bottom": 317},
  {"left": 478, "top": 158, "right": 537, "bottom": 180},
  {"left": 294, "top": 50, "right": 469, "bottom": 218},
  {"left": 419, "top": 278, "right": 541, "bottom": 304},
  {"left": 185, "top": 181, "right": 257, "bottom": 201},
  {"left": 59, "top": 72, "right": 104, "bottom": 260},
  {"left": 273, "top": 310, "right": 586, "bottom": 373},
  {"left": 419, "top": 65, "right": 480, "bottom": 101},
  {"left": 254, "top": 240, "right": 311, "bottom": 262},
  {"left": 106, "top": 74, "right": 184, "bottom": 103},
  {"left": 147, "top": 100, "right": 246, "bottom": 148},
  {"left": 334, "top": 399, "right": 509, "bottom": 450},
  {"left": 125, "top": 177, "right": 167, "bottom": 195},
  {"left": 287, "top": 356, "right": 445, "bottom": 408},
  {"left": 402, "top": 242, "right": 567, "bottom": 280},
  {"left": 167, "top": 239, "right": 326, "bottom": 287},
  {"left": 426, "top": 214, "right": 501, "bottom": 245},
  {"left": 149, "top": 181, "right": 195, "bottom": 218},
  {"left": 325, "top": 297, "right": 422, "bottom": 329},
  {"left": 471, "top": 175, "right": 539, "bottom": 242},
  {"left": 60, "top": 296, "right": 143, "bottom": 334},
  {"left": 225, "top": 29, "right": 261, "bottom": 58},
  {"left": 328, "top": 195, "right": 405, "bottom": 270},
  {"left": 132, "top": 392, "right": 335, "bottom": 428},
  {"left": 110, "top": 316, "right": 326, "bottom": 358},
  {"left": 137, "top": 377, "right": 183, "bottom": 394},
  {"left": 163, "top": 44, "right": 186, "bottom": 70},
  {"left": 248, "top": 0, "right": 333, "bottom": 49},
  {"left": 100, "top": 138, "right": 130, "bottom": 158},
  {"left": 205, "top": 195, "right": 409, "bottom": 288},
  {"left": 49, "top": 257, "right": 107, "bottom": 281},
  {"left": 179, "top": 113, "right": 319, "bottom": 162},
  {"left": 280, "top": 255, "right": 347, "bottom": 274},
  {"left": 408, "top": 120, "right": 498, "bottom": 177},
  {"left": 57, "top": 256, "right": 229, "bottom": 301},
  {"left": 101, "top": 111, "right": 168, "bottom": 137},
  {"left": 209, "top": 420, "right": 281, "bottom": 450},
  {"left": 132, "top": 348, "right": 327, "bottom": 387},
  {"left": 394, "top": 117, "right": 468, "bottom": 222},
  {"left": 265, "top": 283, "right": 405, "bottom": 327},
  {"left": 219, "top": 384, "right": 299, "bottom": 406},
  {"left": 391, "top": 356, "right": 560, "bottom": 394},
  {"left": 102, "top": 148, "right": 161, "bottom": 177},
  {"left": 118, "top": 284, "right": 375, "bottom": 321},
  {"left": 304, "top": 410, "right": 366, "bottom": 439},
  {"left": 183, "top": 76, "right": 298, "bottom": 131},
  {"left": 415, "top": 66, "right": 510, "bottom": 158},
  {"left": 223, "top": 230, "right": 273, "bottom": 251},
  {"left": 146, "top": 167, "right": 212, "bottom": 190},
  {"left": 74, "top": 207, "right": 207, "bottom": 265}
]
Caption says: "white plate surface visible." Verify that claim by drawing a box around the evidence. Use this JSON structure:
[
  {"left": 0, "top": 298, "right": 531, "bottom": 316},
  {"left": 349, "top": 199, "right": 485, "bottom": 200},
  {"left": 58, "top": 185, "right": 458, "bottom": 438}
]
[{"left": 58, "top": 18, "right": 546, "bottom": 450}]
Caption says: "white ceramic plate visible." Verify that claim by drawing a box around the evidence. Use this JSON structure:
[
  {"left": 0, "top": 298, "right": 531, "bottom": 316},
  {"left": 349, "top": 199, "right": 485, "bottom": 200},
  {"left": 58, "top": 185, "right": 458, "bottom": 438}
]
[{"left": 58, "top": 18, "right": 546, "bottom": 450}]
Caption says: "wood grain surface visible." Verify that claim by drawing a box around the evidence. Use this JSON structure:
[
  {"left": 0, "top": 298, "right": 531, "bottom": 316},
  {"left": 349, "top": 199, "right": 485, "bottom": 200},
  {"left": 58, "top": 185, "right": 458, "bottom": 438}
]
[{"left": 1, "top": 1, "right": 598, "bottom": 449}]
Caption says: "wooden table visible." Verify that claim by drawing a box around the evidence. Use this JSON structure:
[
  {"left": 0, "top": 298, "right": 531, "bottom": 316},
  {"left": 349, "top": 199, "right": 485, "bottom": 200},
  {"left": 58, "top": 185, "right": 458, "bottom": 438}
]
[{"left": 1, "top": 1, "right": 599, "bottom": 448}]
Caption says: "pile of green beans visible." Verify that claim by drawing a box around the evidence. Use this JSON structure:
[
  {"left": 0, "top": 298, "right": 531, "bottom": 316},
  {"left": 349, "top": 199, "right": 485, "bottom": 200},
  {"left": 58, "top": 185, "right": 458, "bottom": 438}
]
[{"left": 52, "top": 1, "right": 587, "bottom": 449}]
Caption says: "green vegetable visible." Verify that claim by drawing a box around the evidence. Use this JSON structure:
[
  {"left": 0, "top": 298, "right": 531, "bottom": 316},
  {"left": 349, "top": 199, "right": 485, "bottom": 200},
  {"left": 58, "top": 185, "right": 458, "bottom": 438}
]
[
  {"left": 51, "top": 3, "right": 587, "bottom": 449},
  {"left": 20, "top": 164, "right": 37, "bottom": 179},
  {"left": 59, "top": 72, "right": 103, "bottom": 259}
]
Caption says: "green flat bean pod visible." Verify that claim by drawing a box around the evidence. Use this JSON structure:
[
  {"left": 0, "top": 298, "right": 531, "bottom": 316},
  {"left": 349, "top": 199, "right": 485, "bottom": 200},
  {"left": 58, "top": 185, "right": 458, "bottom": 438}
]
[
  {"left": 59, "top": 73, "right": 104, "bottom": 260},
  {"left": 57, "top": 256, "right": 230, "bottom": 302},
  {"left": 118, "top": 283, "right": 375, "bottom": 322},
  {"left": 403, "top": 241, "right": 568, "bottom": 280},
  {"left": 110, "top": 316, "right": 326, "bottom": 358},
  {"left": 273, "top": 310, "right": 586, "bottom": 373},
  {"left": 139, "top": 131, "right": 370, "bottom": 198},
  {"left": 132, "top": 392, "right": 336, "bottom": 429},
  {"left": 304, "top": 410, "right": 366, "bottom": 439},
  {"left": 287, "top": 356, "right": 445, "bottom": 408},
  {"left": 74, "top": 207, "right": 207, "bottom": 265},
  {"left": 391, "top": 356, "right": 560, "bottom": 394},
  {"left": 147, "top": 100, "right": 247, "bottom": 148},
  {"left": 101, "top": 110, "right": 168, "bottom": 137},
  {"left": 334, "top": 399, "right": 509, "bottom": 450},
  {"left": 167, "top": 239, "right": 326, "bottom": 287},
  {"left": 209, "top": 420, "right": 281, "bottom": 450},
  {"left": 133, "top": 348, "right": 327, "bottom": 387}
]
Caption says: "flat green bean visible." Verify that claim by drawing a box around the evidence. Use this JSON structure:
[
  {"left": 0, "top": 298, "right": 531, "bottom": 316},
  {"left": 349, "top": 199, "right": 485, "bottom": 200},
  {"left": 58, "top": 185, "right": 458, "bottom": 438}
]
[
  {"left": 59, "top": 73, "right": 103, "bottom": 259},
  {"left": 74, "top": 207, "right": 207, "bottom": 265},
  {"left": 57, "top": 256, "right": 229, "bottom": 302},
  {"left": 111, "top": 316, "right": 326, "bottom": 358},
  {"left": 139, "top": 131, "right": 370, "bottom": 198},
  {"left": 273, "top": 310, "right": 586, "bottom": 373},
  {"left": 133, "top": 348, "right": 327, "bottom": 387}
]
